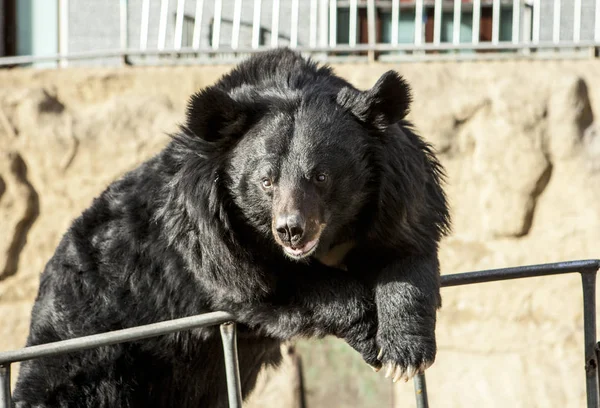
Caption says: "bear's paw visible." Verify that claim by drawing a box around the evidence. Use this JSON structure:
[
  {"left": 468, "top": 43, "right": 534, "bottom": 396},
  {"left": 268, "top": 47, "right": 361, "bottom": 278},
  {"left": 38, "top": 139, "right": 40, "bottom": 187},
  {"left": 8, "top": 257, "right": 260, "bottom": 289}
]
[{"left": 375, "top": 331, "right": 436, "bottom": 382}]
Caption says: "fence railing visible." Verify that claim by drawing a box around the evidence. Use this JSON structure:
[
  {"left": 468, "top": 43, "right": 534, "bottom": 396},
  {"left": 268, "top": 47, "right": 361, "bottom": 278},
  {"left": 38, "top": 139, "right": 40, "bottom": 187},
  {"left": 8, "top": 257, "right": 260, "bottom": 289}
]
[
  {"left": 1, "top": 0, "right": 600, "bottom": 67},
  {"left": 0, "top": 312, "right": 243, "bottom": 408},
  {"left": 0, "top": 259, "right": 598, "bottom": 408}
]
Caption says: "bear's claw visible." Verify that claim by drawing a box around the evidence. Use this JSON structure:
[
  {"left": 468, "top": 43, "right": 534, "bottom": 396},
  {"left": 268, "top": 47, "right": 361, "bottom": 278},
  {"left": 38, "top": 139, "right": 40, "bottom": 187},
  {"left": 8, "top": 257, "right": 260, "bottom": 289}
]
[
  {"left": 392, "top": 365, "right": 406, "bottom": 382},
  {"left": 377, "top": 358, "right": 433, "bottom": 382},
  {"left": 374, "top": 329, "right": 436, "bottom": 382}
]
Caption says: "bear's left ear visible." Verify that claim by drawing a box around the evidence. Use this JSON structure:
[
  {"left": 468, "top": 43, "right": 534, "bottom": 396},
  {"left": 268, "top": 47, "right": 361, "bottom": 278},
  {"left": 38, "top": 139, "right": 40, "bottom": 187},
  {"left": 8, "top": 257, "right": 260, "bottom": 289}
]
[
  {"left": 337, "top": 70, "right": 412, "bottom": 130},
  {"left": 185, "top": 85, "right": 262, "bottom": 142}
]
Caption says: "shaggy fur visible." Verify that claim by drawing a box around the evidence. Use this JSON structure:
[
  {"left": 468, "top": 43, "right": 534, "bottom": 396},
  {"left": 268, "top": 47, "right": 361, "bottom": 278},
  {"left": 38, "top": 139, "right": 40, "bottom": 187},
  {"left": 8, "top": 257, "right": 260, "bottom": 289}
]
[{"left": 14, "top": 48, "right": 450, "bottom": 407}]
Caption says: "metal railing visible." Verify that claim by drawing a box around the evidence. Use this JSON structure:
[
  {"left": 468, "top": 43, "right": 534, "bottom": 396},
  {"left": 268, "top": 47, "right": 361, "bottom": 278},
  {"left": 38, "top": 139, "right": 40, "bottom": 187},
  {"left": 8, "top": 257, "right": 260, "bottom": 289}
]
[
  {"left": 433, "top": 259, "right": 600, "bottom": 408},
  {"left": 1, "top": 0, "right": 600, "bottom": 67},
  {"left": 0, "top": 312, "right": 243, "bottom": 408},
  {"left": 0, "top": 259, "right": 598, "bottom": 407}
]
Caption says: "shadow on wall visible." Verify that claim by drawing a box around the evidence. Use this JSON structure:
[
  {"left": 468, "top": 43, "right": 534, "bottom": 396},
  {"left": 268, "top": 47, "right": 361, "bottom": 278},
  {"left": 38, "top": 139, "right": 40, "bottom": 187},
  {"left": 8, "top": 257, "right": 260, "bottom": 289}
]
[{"left": 0, "top": 151, "right": 39, "bottom": 280}]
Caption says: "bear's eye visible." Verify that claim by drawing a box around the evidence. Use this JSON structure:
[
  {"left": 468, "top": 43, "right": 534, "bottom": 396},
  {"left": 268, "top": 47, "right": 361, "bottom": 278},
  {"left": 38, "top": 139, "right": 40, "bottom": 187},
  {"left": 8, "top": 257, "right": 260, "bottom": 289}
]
[
  {"left": 261, "top": 178, "right": 273, "bottom": 189},
  {"left": 314, "top": 173, "right": 328, "bottom": 183}
]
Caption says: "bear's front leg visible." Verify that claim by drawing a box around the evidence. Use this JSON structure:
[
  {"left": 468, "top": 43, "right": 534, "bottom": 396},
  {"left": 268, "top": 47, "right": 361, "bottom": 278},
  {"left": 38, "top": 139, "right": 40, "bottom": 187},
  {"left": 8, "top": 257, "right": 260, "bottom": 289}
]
[
  {"left": 374, "top": 254, "right": 441, "bottom": 382},
  {"left": 229, "top": 263, "right": 381, "bottom": 369}
]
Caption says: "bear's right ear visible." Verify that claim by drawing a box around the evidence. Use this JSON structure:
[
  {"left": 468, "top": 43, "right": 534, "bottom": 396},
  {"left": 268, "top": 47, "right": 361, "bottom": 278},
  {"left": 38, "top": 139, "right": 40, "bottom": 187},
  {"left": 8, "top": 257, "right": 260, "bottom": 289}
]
[
  {"left": 337, "top": 70, "right": 412, "bottom": 131},
  {"left": 185, "top": 86, "right": 259, "bottom": 141}
]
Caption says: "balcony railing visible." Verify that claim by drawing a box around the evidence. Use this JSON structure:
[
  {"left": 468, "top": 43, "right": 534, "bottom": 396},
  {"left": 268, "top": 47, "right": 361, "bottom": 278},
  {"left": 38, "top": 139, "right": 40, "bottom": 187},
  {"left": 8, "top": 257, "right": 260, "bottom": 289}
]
[{"left": 1, "top": 0, "right": 600, "bottom": 67}]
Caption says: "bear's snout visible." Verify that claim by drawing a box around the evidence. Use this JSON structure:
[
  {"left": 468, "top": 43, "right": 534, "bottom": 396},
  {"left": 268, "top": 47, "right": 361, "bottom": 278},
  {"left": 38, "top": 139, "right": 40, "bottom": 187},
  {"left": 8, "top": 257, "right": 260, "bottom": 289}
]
[
  {"left": 274, "top": 213, "right": 306, "bottom": 245},
  {"left": 272, "top": 185, "right": 324, "bottom": 259},
  {"left": 272, "top": 210, "right": 323, "bottom": 260}
]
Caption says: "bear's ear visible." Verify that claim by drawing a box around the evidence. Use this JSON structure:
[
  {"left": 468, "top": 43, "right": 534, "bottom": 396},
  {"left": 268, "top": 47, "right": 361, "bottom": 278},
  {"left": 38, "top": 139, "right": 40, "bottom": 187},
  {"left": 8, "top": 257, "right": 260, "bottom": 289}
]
[
  {"left": 337, "top": 70, "right": 412, "bottom": 130},
  {"left": 185, "top": 86, "right": 260, "bottom": 141}
]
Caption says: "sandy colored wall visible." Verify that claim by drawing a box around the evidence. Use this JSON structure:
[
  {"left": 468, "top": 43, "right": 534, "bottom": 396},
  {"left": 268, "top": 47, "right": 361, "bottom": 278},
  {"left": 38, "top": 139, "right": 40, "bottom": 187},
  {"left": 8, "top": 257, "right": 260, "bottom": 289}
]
[{"left": 1, "top": 59, "right": 599, "bottom": 407}]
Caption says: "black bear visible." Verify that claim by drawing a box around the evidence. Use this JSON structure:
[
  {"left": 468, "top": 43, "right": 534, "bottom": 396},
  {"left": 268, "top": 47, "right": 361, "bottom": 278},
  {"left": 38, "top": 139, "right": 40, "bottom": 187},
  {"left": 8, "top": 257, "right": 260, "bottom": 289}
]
[{"left": 14, "top": 48, "right": 449, "bottom": 407}]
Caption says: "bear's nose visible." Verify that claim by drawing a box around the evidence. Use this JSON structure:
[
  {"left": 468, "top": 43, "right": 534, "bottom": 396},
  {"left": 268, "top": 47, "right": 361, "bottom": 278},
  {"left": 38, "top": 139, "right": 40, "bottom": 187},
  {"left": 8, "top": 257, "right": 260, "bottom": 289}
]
[{"left": 275, "top": 213, "right": 305, "bottom": 245}]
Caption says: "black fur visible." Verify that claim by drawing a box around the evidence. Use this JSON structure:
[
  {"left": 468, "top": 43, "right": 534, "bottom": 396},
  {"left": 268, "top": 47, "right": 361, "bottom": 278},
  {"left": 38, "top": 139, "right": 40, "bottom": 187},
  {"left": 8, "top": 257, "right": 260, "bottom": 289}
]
[{"left": 14, "top": 48, "right": 450, "bottom": 407}]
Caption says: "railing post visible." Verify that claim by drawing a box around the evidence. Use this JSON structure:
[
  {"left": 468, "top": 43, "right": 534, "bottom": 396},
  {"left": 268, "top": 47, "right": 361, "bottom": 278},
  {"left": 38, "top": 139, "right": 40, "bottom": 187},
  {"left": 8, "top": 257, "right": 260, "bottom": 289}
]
[
  {"left": 119, "top": 0, "right": 130, "bottom": 65},
  {"left": 596, "top": 342, "right": 600, "bottom": 400},
  {"left": 220, "top": 322, "right": 243, "bottom": 408},
  {"left": 366, "top": 0, "right": 376, "bottom": 62},
  {"left": 58, "top": 0, "right": 69, "bottom": 68},
  {"left": 581, "top": 270, "right": 599, "bottom": 408},
  {"left": 0, "top": 363, "right": 11, "bottom": 408},
  {"left": 413, "top": 373, "right": 429, "bottom": 408}
]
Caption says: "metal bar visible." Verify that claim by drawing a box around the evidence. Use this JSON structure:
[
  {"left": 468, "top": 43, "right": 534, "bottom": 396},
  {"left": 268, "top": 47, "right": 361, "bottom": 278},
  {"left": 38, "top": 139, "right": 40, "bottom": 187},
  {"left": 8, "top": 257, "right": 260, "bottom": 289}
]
[
  {"left": 271, "top": 0, "right": 280, "bottom": 47},
  {"left": 553, "top": 0, "right": 561, "bottom": 44},
  {"left": 532, "top": 0, "right": 541, "bottom": 43},
  {"left": 522, "top": 1, "right": 532, "bottom": 44},
  {"left": 574, "top": 0, "right": 582, "bottom": 43},
  {"left": 596, "top": 0, "right": 600, "bottom": 41},
  {"left": 231, "top": 0, "right": 242, "bottom": 50},
  {"left": 367, "top": 0, "right": 376, "bottom": 60},
  {"left": 192, "top": 0, "right": 205, "bottom": 49},
  {"left": 453, "top": 0, "right": 462, "bottom": 46},
  {"left": 413, "top": 373, "right": 429, "bottom": 408},
  {"left": 0, "top": 312, "right": 235, "bottom": 365},
  {"left": 415, "top": 0, "right": 424, "bottom": 46},
  {"left": 391, "top": 0, "right": 400, "bottom": 46},
  {"left": 291, "top": 0, "right": 299, "bottom": 48},
  {"left": 349, "top": 0, "right": 358, "bottom": 47},
  {"left": 473, "top": 0, "right": 481, "bottom": 44},
  {"left": 120, "top": 0, "right": 129, "bottom": 51},
  {"left": 220, "top": 323, "right": 243, "bottom": 408},
  {"left": 581, "top": 271, "right": 599, "bottom": 408},
  {"left": 492, "top": 0, "right": 500, "bottom": 44},
  {"left": 512, "top": 0, "right": 520, "bottom": 44},
  {"left": 58, "top": 0, "right": 69, "bottom": 67},
  {"left": 158, "top": 0, "right": 169, "bottom": 50},
  {"left": 441, "top": 260, "right": 600, "bottom": 288},
  {"left": 174, "top": 0, "right": 186, "bottom": 50},
  {"left": 252, "top": 0, "right": 261, "bottom": 49},
  {"left": 434, "top": 0, "right": 442, "bottom": 45},
  {"left": 8, "top": 46, "right": 598, "bottom": 66},
  {"left": 329, "top": 0, "right": 337, "bottom": 47},
  {"left": 319, "top": 0, "right": 329, "bottom": 47},
  {"left": 3, "top": 40, "right": 600, "bottom": 66},
  {"left": 140, "top": 0, "right": 150, "bottom": 50},
  {"left": 367, "top": 0, "right": 376, "bottom": 45},
  {"left": 596, "top": 342, "right": 600, "bottom": 403},
  {"left": 310, "top": 0, "right": 318, "bottom": 48},
  {"left": 212, "top": 0, "right": 222, "bottom": 49},
  {"left": 0, "top": 364, "right": 10, "bottom": 408},
  {"left": 3, "top": 41, "right": 600, "bottom": 67}
]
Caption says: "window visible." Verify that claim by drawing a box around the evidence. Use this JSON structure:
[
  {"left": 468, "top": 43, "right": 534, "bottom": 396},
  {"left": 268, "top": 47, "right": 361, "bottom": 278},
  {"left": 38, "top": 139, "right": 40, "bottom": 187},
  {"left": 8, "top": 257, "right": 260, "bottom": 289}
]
[{"left": 336, "top": 1, "right": 516, "bottom": 52}]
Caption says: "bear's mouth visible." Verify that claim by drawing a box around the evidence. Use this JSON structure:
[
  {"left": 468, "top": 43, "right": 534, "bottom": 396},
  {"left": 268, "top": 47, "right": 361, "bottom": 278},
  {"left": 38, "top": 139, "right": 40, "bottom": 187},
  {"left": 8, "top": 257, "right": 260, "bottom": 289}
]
[{"left": 282, "top": 238, "right": 319, "bottom": 259}]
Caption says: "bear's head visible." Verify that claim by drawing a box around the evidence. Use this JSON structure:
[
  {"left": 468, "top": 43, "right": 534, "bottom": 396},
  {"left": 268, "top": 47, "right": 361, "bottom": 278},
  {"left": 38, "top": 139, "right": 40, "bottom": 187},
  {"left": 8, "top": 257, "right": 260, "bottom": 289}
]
[{"left": 176, "top": 53, "right": 440, "bottom": 265}]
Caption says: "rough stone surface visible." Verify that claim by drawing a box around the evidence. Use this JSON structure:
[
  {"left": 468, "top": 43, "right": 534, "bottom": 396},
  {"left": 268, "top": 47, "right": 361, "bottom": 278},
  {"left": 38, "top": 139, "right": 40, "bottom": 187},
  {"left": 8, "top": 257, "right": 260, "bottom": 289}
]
[
  {"left": 1, "top": 60, "right": 600, "bottom": 408},
  {"left": 583, "top": 121, "right": 600, "bottom": 172}
]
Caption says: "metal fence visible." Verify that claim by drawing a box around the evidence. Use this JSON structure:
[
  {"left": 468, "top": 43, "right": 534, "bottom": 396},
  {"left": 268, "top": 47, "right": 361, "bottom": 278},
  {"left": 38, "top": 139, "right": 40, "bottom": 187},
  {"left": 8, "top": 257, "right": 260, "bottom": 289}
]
[
  {"left": 1, "top": 0, "right": 600, "bottom": 67},
  {"left": 1, "top": 259, "right": 598, "bottom": 408}
]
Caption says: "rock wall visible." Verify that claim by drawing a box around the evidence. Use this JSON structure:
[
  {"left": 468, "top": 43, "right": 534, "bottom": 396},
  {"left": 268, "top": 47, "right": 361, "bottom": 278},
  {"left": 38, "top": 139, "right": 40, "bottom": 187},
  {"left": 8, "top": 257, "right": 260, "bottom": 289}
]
[{"left": 1, "top": 59, "right": 599, "bottom": 407}]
